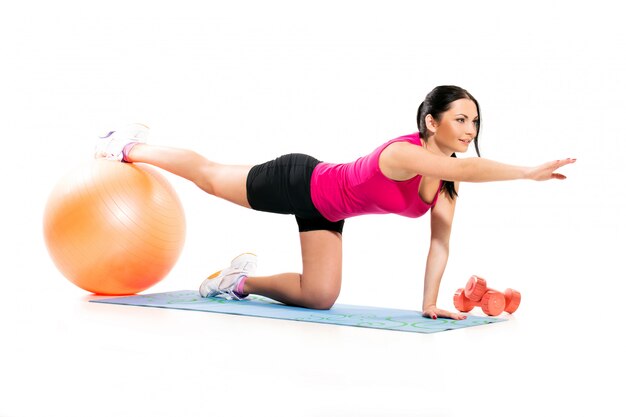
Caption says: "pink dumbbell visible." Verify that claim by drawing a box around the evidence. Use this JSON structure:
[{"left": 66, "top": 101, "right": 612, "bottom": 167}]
[
  {"left": 453, "top": 288, "right": 506, "bottom": 316},
  {"left": 464, "top": 275, "right": 521, "bottom": 314}
]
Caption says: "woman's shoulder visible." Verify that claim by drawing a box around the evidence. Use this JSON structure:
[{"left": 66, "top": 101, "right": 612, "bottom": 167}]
[
  {"left": 376, "top": 132, "right": 422, "bottom": 154},
  {"left": 387, "top": 132, "right": 422, "bottom": 146},
  {"left": 380, "top": 133, "right": 424, "bottom": 155},
  {"left": 378, "top": 134, "right": 428, "bottom": 180}
]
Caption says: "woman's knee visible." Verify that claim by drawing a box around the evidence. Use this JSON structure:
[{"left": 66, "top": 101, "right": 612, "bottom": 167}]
[
  {"left": 193, "top": 159, "right": 219, "bottom": 194},
  {"left": 302, "top": 285, "right": 340, "bottom": 310}
]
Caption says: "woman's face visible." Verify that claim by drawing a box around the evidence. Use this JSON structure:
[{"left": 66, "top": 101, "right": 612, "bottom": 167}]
[{"left": 430, "top": 98, "right": 479, "bottom": 155}]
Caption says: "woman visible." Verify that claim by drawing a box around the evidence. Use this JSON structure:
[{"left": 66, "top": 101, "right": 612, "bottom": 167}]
[{"left": 95, "top": 85, "right": 575, "bottom": 320}]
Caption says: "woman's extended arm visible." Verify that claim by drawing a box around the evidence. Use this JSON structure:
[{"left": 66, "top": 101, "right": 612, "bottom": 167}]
[
  {"left": 385, "top": 142, "right": 575, "bottom": 183},
  {"left": 421, "top": 183, "right": 466, "bottom": 320}
]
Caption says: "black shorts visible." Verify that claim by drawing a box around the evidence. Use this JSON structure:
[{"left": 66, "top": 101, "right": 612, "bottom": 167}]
[{"left": 246, "top": 153, "right": 345, "bottom": 234}]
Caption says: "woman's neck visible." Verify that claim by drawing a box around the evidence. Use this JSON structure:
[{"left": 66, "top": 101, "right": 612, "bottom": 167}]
[{"left": 421, "top": 137, "right": 454, "bottom": 157}]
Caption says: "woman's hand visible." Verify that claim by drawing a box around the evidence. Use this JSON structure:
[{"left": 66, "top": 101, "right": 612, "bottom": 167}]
[
  {"left": 526, "top": 158, "right": 576, "bottom": 181},
  {"left": 422, "top": 305, "right": 467, "bottom": 320}
]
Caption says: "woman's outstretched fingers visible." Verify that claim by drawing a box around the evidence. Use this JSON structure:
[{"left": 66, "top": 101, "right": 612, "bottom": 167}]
[
  {"left": 528, "top": 158, "right": 576, "bottom": 181},
  {"left": 552, "top": 158, "right": 576, "bottom": 180}
]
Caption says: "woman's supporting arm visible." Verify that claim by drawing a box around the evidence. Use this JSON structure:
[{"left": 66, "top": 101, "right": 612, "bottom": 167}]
[{"left": 421, "top": 183, "right": 467, "bottom": 320}]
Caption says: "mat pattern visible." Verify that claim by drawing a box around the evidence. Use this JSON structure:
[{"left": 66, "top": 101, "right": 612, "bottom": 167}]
[{"left": 91, "top": 290, "right": 504, "bottom": 333}]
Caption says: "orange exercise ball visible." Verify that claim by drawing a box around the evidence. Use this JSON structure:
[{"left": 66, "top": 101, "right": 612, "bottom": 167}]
[{"left": 43, "top": 160, "right": 186, "bottom": 295}]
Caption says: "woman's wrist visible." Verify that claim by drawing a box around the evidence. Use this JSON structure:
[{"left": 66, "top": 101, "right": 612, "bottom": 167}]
[{"left": 422, "top": 301, "right": 437, "bottom": 310}]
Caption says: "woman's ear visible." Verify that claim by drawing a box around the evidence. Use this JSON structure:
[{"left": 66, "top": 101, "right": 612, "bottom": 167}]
[{"left": 425, "top": 114, "right": 438, "bottom": 135}]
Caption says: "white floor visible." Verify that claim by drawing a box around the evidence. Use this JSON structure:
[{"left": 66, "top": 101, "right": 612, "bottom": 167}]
[
  {"left": 1, "top": 270, "right": 622, "bottom": 417},
  {"left": 2, "top": 1, "right": 625, "bottom": 416}
]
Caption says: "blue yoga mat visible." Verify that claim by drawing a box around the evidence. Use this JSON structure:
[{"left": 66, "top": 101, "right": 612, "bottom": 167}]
[{"left": 90, "top": 290, "right": 505, "bottom": 333}]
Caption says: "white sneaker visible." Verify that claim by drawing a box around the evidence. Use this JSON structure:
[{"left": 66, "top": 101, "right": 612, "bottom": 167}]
[
  {"left": 199, "top": 253, "right": 257, "bottom": 300},
  {"left": 95, "top": 123, "right": 150, "bottom": 161}
]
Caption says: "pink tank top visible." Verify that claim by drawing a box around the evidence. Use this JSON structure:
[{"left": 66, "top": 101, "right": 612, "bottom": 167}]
[{"left": 310, "top": 132, "right": 443, "bottom": 222}]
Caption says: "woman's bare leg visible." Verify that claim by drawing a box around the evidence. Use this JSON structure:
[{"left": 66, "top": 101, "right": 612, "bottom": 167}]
[
  {"left": 128, "top": 144, "right": 343, "bottom": 309},
  {"left": 127, "top": 144, "right": 252, "bottom": 208},
  {"left": 243, "top": 230, "right": 343, "bottom": 310}
]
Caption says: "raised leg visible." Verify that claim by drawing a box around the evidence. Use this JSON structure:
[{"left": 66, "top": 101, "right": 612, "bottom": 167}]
[
  {"left": 128, "top": 144, "right": 252, "bottom": 208},
  {"left": 128, "top": 144, "right": 344, "bottom": 310},
  {"left": 243, "top": 230, "right": 343, "bottom": 310}
]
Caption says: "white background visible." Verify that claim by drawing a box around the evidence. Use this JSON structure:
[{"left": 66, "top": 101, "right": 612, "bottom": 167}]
[{"left": 1, "top": 1, "right": 624, "bottom": 416}]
